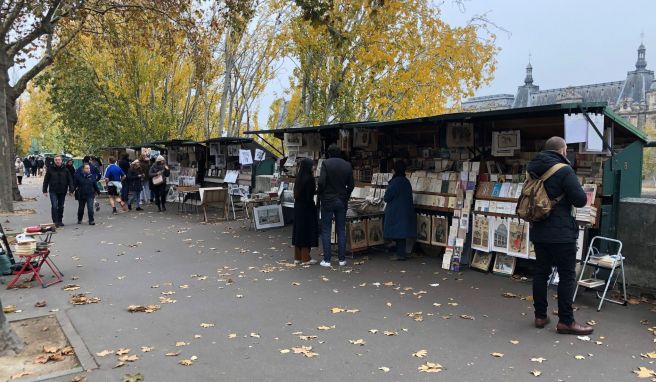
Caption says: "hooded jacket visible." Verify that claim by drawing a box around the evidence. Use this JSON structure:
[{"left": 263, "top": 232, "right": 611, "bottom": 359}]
[
  {"left": 526, "top": 150, "right": 587, "bottom": 243},
  {"left": 74, "top": 171, "right": 100, "bottom": 199},
  {"left": 43, "top": 164, "right": 74, "bottom": 194}
]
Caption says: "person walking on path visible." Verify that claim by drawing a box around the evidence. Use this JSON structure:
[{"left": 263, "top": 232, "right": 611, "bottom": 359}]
[
  {"left": 139, "top": 154, "right": 151, "bottom": 204},
  {"left": 76, "top": 156, "right": 101, "bottom": 212},
  {"left": 528, "top": 136, "right": 592, "bottom": 335},
  {"left": 74, "top": 163, "right": 100, "bottom": 225},
  {"left": 103, "top": 157, "right": 128, "bottom": 214},
  {"left": 148, "top": 155, "right": 170, "bottom": 212},
  {"left": 384, "top": 160, "right": 417, "bottom": 261},
  {"left": 23, "top": 156, "right": 31, "bottom": 178},
  {"left": 30, "top": 156, "right": 37, "bottom": 176},
  {"left": 118, "top": 153, "right": 131, "bottom": 202},
  {"left": 15, "top": 157, "right": 24, "bottom": 185},
  {"left": 292, "top": 158, "right": 319, "bottom": 265},
  {"left": 42, "top": 155, "right": 74, "bottom": 227},
  {"left": 318, "top": 144, "right": 354, "bottom": 267},
  {"left": 126, "top": 160, "right": 144, "bottom": 211},
  {"left": 36, "top": 156, "right": 44, "bottom": 176}
]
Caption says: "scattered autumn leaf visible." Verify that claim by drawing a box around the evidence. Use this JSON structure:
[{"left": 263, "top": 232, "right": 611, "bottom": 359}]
[
  {"left": 510, "top": 340, "right": 519, "bottom": 345},
  {"left": 491, "top": 352, "right": 504, "bottom": 358},
  {"left": 175, "top": 342, "right": 188, "bottom": 347},
  {"left": 349, "top": 339, "right": 366, "bottom": 346},
  {"left": 574, "top": 355, "right": 585, "bottom": 360},
  {"left": 228, "top": 333, "right": 237, "bottom": 339},
  {"left": 460, "top": 314, "right": 475, "bottom": 320},
  {"left": 530, "top": 369, "right": 542, "bottom": 377},
  {"left": 413, "top": 350, "right": 428, "bottom": 358},
  {"left": 10, "top": 371, "right": 33, "bottom": 379},
  {"left": 165, "top": 352, "right": 180, "bottom": 356},
  {"left": 250, "top": 333, "right": 260, "bottom": 338},
  {"left": 96, "top": 350, "right": 114, "bottom": 357},
  {"left": 291, "top": 345, "right": 318, "bottom": 358},
  {"left": 418, "top": 362, "right": 444, "bottom": 373},
  {"left": 179, "top": 359, "right": 193, "bottom": 366},
  {"left": 34, "top": 300, "right": 47, "bottom": 308},
  {"left": 317, "top": 325, "right": 334, "bottom": 331},
  {"left": 531, "top": 357, "right": 547, "bottom": 363},
  {"left": 378, "top": 366, "right": 390, "bottom": 373},
  {"left": 121, "top": 373, "right": 144, "bottom": 382},
  {"left": 3, "top": 305, "right": 17, "bottom": 313},
  {"left": 127, "top": 304, "right": 160, "bottom": 313},
  {"left": 634, "top": 366, "right": 656, "bottom": 378},
  {"left": 141, "top": 346, "right": 153, "bottom": 352},
  {"left": 63, "top": 284, "right": 81, "bottom": 291},
  {"left": 116, "top": 348, "right": 131, "bottom": 355},
  {"left": 383, "top": 331, "right": 397, "bottom": 336},
  {"left": 69, "top": 294, "right": 100, "bottom": 305},
  {"left": 118, "top": 354, "right": 139, "bottom": 362},
  {"left": 200, "top": 323, "right": 215, "bottom": 328},
  {"left": 280, "top": 349, "right": 290, "bottom": 354}
]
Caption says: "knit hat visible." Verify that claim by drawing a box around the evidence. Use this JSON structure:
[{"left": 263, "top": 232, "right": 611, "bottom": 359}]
[{"left": 156, "top": 155, "right": 165, "bottom": 162}]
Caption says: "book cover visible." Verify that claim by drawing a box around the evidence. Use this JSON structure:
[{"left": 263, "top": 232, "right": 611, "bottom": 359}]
[{"left": 491, "top": 182, "right": 502, "bottom": 197}]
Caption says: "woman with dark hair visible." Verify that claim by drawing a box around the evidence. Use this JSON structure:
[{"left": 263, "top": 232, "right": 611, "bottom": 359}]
[
  {"left": 384, "top": 160, "right": 417, "bottom": 261},
  {"left": 292, "top": 158, "right": 319, "bottom": 265}
]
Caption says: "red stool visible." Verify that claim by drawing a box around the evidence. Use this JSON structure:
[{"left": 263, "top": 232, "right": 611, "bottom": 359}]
[{"left": 7, "top": 248, "right": 63, "bottom": 288}]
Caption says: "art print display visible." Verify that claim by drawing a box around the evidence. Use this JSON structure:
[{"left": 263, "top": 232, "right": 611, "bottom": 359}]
[
  {"left": 492, "top": 253, "right": 516, "bottom": 276},
  {"left": 227, "top": 145, "right": 240, "bottom": 157},
  {"left": 491, "top": 217, "right": 509, "bottom": 253},
  {"left": 471, "top": 214, "right": 491, "bottom": 252},
  {"left": 348, "top": 220, "right": 368, "bottom": 250},
  {"left": 215, "top": 155, "right": 226, "bottom": 169},
  {"left": 239, "top": 149, "right": 253, "bottom": 165},
  {"left": 495, "top": 130, "right": 521, "bottom": 150},
  {"left": 470, "top": 251, "right": 493, "bottom": 272},
  {"left": 508, "top": 218, "right": 530, "bottom": 258},
  {"left": 254, "top": 149, "right": 265, "bottom": 161},
  {"left": 253, "top": 204, "right": 284, "bottom": 230},
  {"left": 353, "top": 129, "right": 370, "bottom": 148},
  {"left": 430, "top": 215, "right": 448, "bottom": 247},
  {"left": 366, "top": 218, "right": 384, "bottom": 246},
  {"left": 284, "top": 133, "right": 303, "bottom": 147},
  {"left": 416, "top": 214, "right": 431, "bottom": 244},
  {"left": 446, "top": 122, "right": 474, "bottom": 148}
]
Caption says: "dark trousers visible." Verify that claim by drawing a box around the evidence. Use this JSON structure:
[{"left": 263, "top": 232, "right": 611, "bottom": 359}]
[
  {"left": 77, "top": 197, "right": 94, "bottom": 223},
  {"left": 321, "top": 198, "right": 347, "bottom": 262},
  {"left": 49, "top": 192, "right": 66, "bottom": 224},
  {"left": 532, "top": 242, "right": 577, "bottom": 325},
  {"left": 121, "top": 180, "right": 129, "bottom": 201},
  {"left": 395, "top": 239, "right": 407, "bottom": 258},
  {"left": 151, "top": 184, "right": 166, "bottom": 208},
  {"left": 16, "top": 175, "right": 22, "bottom": 185}
]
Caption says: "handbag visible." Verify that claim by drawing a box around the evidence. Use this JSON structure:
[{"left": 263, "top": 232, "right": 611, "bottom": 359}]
[{"left": 152, "top": 174, "right": 164, "bottom": 185}]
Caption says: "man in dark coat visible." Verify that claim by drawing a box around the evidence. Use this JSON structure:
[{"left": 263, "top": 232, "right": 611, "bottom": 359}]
[
  {"left": 528, "top": 136, "right": 591, "bottom": 335},
  {"left": 118, "top": 153, "right": 131, "bottom": 201},
  {"left": 318, "top": 144, "right": 354, "bottom": 267},
  {"left": 22, "top": 157, "right": 31, "bottom": 178},
  {"left": 74, "top": 163, "right": 100, "bottom": 225},
  {"left": 43, "top": 155, "right": 74, "bottom": 227}
]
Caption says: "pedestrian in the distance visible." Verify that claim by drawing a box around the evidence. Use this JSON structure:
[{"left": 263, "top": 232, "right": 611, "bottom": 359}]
[
  {"left": 30, "top": 156, "right": 37, "bottom": 177},
  {"left": 42, "top": 155, "right": 74, "bottom": 227},
  {"left": 65, "top": 159, "right": 76, "bottom": 179},
  {"left": 148, "top": 157, "right": 156, "bottom": 203},
  {"left": 103, "top": 156, "right": 128, "bottom": 214},
  {"left": 528, "top": 136, "right": 592, "bottom": 335},
  {"left": 118, "top": 153, "right": 131, "bottom": 202},
  {"left": 148, "top": 155, "right": 170, "bottom": 212},
  {"left": 318, "top": 144, "right": 354, "bottom": 267},
  {"left": 74, "top": 163, "right": 100, "bottom": 225},
  {"left": 37, "top": 157, "right": 44, "bottom": 176},
  {"left": 292, "top": 158, "right": 319, "bottom": 265},
  {"left": 139, "top": 154, "right": 151, "bottom": 204},
  {"left": 384, "top": 160, "right": 417, "bottom": 261},
  {"left": 23, "top": 156, "right": 31, "bottom": 178},
  {"left": 126, "top": 160, "right": 144, "bottom": 211},
  {"left": 15, "top": 157, "right": 24, "bottom": 185}
]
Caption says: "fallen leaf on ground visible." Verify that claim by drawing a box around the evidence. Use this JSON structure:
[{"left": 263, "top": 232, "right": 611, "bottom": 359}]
[
  {"left": 349, "top": 339, "right": 366, "bottom": 346},
  {"left": 3, "top": 305, "right": 17, "bottom": 313},
  {"left": 331, "top": 307, "right": 345, "bottom": 313},
  {"left": 642, "top": 352, "right": 656, "bottom": 359},
  {"left": 44, "top": 345, "right": 59, "bottom": 353},
  {"left": 634, "top": 366, "right": 656, "bottom": 378},
  {"left": 127, "top": 304, "right": 160, "bottom": 313},
  {"left": 531, "top": 357, "right": 547, "bottom": 363},
  {"left": 577, "top": 335, "right": 590, "bottom": 342},
  {"left": 228, "top": 333, "right": 237, "bottom": 339},
  {"left": 63, "top": 284, "right": 81, "bottom": 291},
  {"left": 71, "top": 376, "right": 86, "bottom": 382},
  {"left": 11, "top": 371, "right": 33, "bottom": 379},
  {"left": 200, "top": 323, "right": 215, "bottom": 328},
  {"left": 175, "top": 342, "right": 188, "bottom": 347},
  {"left": 502, "top": 292, "right": 518, "bottom": 298},
  {"left": 299, "top": 335, "right": 318, "bottom": 341},
  {"left": 378, "top": 366, "right": 390, "bottom": 373},
  {"left": 96, "top": 350, "right": 114, "bottom": 357},
  {"left": 250, "top": 332, "right": 260, "bottom": 338},
  {"left": 280, "top": 349, "right": 290, "bottom": 354},
  {"left": 491, "top": 352, "right": 504, "bottom": 358},
  {"left": 418, "top": 362, "right": 444, "bottom": 373},
  {"left": 179, "top": 359, "right": 194, "bottom": 366},
  {"left": 69, "top": 294, "right": 100, "bottom": 305},
  {"left": 413, "top": 350, "right": 428, "bottom": 358},
  {"left": 115, "top": 348, "right": 131, "bottom": 355},
  {"left": 460, "top": 314, "right": 474, "bottom": 320},
  {"left": 587, "top": 320, "right": 597, "bottom": 326},
  {"left": 165, "top": 352, "right": 180, "bottom": 356},
  {"left": 121, "top": 373, "right": 144, "bottom": 382},
  {"left": 141, "top": 346, "right": 153, "bottom": 352},
  {"left": 530, "top": 369, "right": 542, "bottom": 377},
  {"left": 118, "top": 354, "right": 139, "bottom": 362},
  {"left": 386, "top": 302, "right": 392, "bottom": 307},
  {"left": 34, "top": 300, "right": 47, "bottom": 308},
  {"left": 574, "top": 355, "right": 585, "bottom": 360},
  {"left": 510, "top": 340, "right": 519, "bottom": 345},
  {"left": 383, "top": 331, "right": 397, "bottom": 336},
  {"left": 291, "top": 345, "right": 318, "bottom": 358},
  {"left": 317, "top": 325, "right": 335, "bottom": 331},
  {"left": 369, "top": 329, "right": 378, "bottom": 334}
]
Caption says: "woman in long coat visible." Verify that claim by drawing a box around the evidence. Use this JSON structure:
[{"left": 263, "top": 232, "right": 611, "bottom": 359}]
[
  {"left": 292, "top": 158, "right": 319, "bottom": 265},
  {"left": 384, "top": 160, "right": 417, "bottom": 261}
]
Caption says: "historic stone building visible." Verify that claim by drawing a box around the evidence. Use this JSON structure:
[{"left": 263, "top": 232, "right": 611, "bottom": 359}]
[{"left": 462, "top": 43, "right": 656, "bottom": 131}]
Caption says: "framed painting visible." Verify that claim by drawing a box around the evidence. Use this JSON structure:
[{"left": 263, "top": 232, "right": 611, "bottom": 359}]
[
  {"left": 470, "top": 251, "right": 493, "bottom": 272},
  {"left": 348, "top": 220, "right": 368, "bottom": 250},
  {"left": 366, "top": 218, "right": 384, "bottom": 246},
  {"left": 491, "top": 217, "right": 509, "bottom": 253},
  {"left": 416, "top": 214, "right": 431, "bottom": 244},
  {"left": 253, "top": 204, "right": 285, "bottom": 230},
  {"left": 471, "top": 214, "right": 491, "bottom": 252},
  {"left": 446, "top": 122, "right": 474, "bottom": 148},
  {"left": 492, "top": 253, "right": 516, "bottom": 276},
  {"left": 508, "top": 218, "right": 529, "bottom": 258},
  {"left": 430, "top": 215, "right": 448, "bottom": 247},
  {"left": 284, "top": 133, "right": 303, "bottom": 147}
]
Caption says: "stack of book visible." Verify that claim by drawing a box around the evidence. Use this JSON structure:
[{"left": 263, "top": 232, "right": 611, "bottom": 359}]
[{"left": 476, "top": 181, "right": 524, "bottom": 199}]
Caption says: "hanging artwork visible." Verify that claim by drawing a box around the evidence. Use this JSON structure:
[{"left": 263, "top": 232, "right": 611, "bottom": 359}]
[
  {"left": 491, "top": 217, "right": 509, "bottom": 253},
  {"left": 508, "top": 218, "right": 530, "bottom": 258},
  {"left": 492, "top": 253, "right": 516, "bottom": 276},
  {"left": 353, "top": 129, "right": 371, "bottom": 148},
  {"left": 284, "top": 133, "right": 303, "bottom": 147},
  {"left": 239, "top": 149, "right": 253, "bottom": 165},
  {"left": 348, "top": 220, "right": 368, "bottom": 250},
  {"left": 339, "top": 129, "right": 351, "bottom": 152},
  {"left": 227, "top": 145, "right": 240, "bottom": 157},
  {"left": 446, "top": 122, "right": 474, "bottom": 147},
  {"left": 254, "top": 149, "right": 265, "bottom": 161},
  {"left": 470, "top": 251, "right": 494, "bottom": 272},
  {"left": 366, "top": 218, "right": 384, "bottom": 246},
  {"left": 430, "top": 215, "right": 448, "bottom": 247},
  {"left": 416, "top": 214, "right": 431, "bottom": 244},
  {"left": 471, "top": 214, "right": 491, "bottom": 252}
]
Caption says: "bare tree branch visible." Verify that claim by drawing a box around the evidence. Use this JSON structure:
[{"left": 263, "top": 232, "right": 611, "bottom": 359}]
[{"left": 0, "top": 0, "right": 25, "bottom": 39}]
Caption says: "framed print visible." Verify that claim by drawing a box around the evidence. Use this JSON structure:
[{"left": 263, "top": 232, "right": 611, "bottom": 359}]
[
  {"left": 508, "top": 218, "right": 529, "bottom": 258},
  {"left": 366, "top": 218, "right": 384, "bottom": 246},
  {"left": 470, "top": 251, "right": 493, "bottom": 272},
  {"left": 253, "top": 204, "right": 285, "bottom": 229},
  {"left": 491, "top": 217, "right": 509, "bottom": 253},
  {"left": 492, "top": 253, "right": 516, "bottom": 276},
  {"left": 496, "top": 130, "right": 520, "bottom": 150},
  {"left": 353, "top": 129, "right": 370, "bottom": 148},
  {"left": 430, "top": 215, "right": 448, "bottom": 247},
  {"left": 471, "top": 214, "right": 491, "bottom": 252},
  {"left": 239, "top": 149, "right": 253, "bottom": 165},
  {"left": 416, "top": 214, "right": 431, "bottom": 244},
  {"left": 446, "top": 122, "right": 474, "bottom": 148},
  {"left": 339, "top": 129, "right": 350, "bottom": 152},
  {"left": 284, "top": 133, "right": 303, "bottom": 147},
  {"left": 228, "top": 145, "right": 240, "bottom": 157},
  {"left": 348, "top": 220, "right": 368, "bottom": 250},
  {"left": 215, "top": 155, "right": 226, "bottom": 169}
]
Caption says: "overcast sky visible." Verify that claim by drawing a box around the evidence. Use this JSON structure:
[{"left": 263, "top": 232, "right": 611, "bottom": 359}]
[{"left": 258, "top": 0, "right": 656, "bottom": 128}]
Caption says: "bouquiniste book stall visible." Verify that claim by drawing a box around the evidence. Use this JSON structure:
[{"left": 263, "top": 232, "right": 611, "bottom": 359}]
[{"left": 246, "top": 102, "right": 648, "bottom": 275}]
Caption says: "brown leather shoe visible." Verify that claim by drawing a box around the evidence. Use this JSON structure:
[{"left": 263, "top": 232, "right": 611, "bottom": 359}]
[
  {"left": 556, "top": 321, "right": 594, "bottom": 335},
  {"left": 534, "top": 317, "right": 551, "bottom": 328}
]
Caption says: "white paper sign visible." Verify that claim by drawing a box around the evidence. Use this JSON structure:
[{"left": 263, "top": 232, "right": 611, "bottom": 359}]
[
  {"left": 585, "top": 113, "right": 604, "bottom": 152},
  {"left": 254, "top": 149, "right": 265, "bottom": 161},
  {"left": 239, "top": 149, "right": 253, "bottom": 165},
  {"left": 564, "top": 114, "right": 588, "bottom": 144}
]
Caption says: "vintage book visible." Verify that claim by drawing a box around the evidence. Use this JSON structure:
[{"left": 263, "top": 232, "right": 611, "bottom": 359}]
[
  {"left": 447, "top": 197, "right": 457, "bottom": 209},
  {"left": 491, "top": 182, "right": 502, "bottom": 197},
  {"left": 447, "top": 180, "right": 458, "bottom": 194}
]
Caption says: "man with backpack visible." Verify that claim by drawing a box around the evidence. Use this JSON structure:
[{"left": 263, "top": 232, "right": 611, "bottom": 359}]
[{"left": 524, "top": 136, "right": 591, "bottom": 335}]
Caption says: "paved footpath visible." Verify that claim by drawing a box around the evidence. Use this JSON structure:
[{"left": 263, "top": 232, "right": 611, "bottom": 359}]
[{"left": 3, "top": 178, "right": 656, "bottom": 382}]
